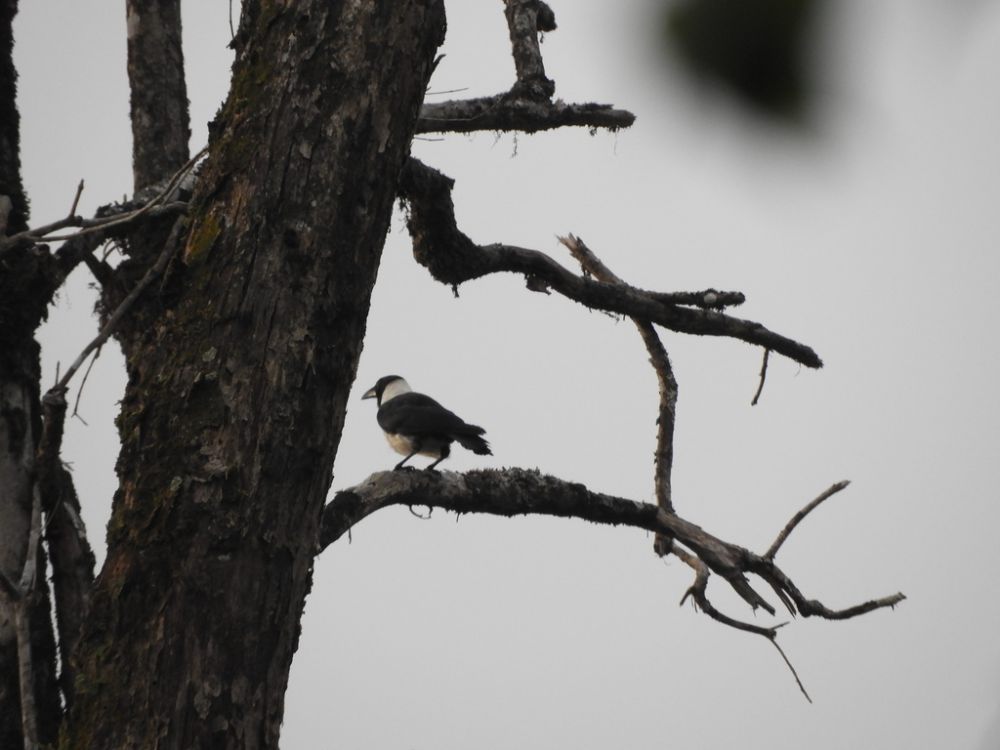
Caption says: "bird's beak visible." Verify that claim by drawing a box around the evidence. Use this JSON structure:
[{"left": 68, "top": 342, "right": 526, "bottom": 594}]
[{"left": 361, "top": 387, "right": 376, "bottom": 400}]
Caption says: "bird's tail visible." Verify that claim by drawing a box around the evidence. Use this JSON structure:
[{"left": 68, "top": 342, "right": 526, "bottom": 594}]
[{"left": 456, "top": 427, "right": 491, "bottom": 455}]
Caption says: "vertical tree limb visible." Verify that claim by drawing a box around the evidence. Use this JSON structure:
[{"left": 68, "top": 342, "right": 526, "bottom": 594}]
[
  {"left": 126, "top": 0, "right": 190, "bottom": 191},
  {"left": 558, "top": 234, "right": 677, "bottom": 555},
  {"left": 36, "top": 390, "right": 95, "bottom": 710},
  {"left": 503, "top": 0, "right": 555, "bottom": 99}
]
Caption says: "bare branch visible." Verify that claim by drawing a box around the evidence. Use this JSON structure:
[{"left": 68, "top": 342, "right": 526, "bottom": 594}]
[
  {"left": 672, "top": 546, "right": 778, "bottom": 637},
  {"left": 36, "top": 388, "right": 96, "bottom": 710},
  {"left": 750, "top": 560, "right": 906, "bottom": 620},
  {"left": 412, "top": 1, "right": 634, "bottom": 135},
  {"left": 503, "top": 0, "right": 555, "bottom": 99},
  {"left": 751, "top": 348, "right": 770, "bottom": 406},
  {"left": 322, "top": 470, "right": 898, "bottom": 702},
  {"left": 558, "top": 234, "right": 677, "bottom": 558},
  {"left": 319, "top": 469, "right": 903, "bottom": 627},
  {"left": 68, "top": 180, "right": 84, "bottom": 217},
  {"left": 765, "top": 480, "right": 850, "bottom": 560},
  {"left": 71, "top": 346, "right": 102, "bottom": 420},
  {"left": 417, "top": 96, "right": 635, "bottom": 134},
  {"left": 398, "top": 158, "right": 823, "bottom": 368},
  {"left": 769, "top": 639, "right": 812, "bottom": 703},
  {"left": 0, "top": 147, "right": 204, "bottom": 257},
  {"left": 47, "top": 216, "right": 186, "bottom": 398},
  {"left": 671, "top": 546, "right": 811, "bottom": 701}
]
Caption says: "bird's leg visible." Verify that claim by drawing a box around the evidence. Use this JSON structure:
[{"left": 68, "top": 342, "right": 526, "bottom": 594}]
[
  {"left": 394, "top": 451, "right": 418, "bottom": 471},
  {"left": 424, "top": 443, "right": 450, "bottom": 472}
]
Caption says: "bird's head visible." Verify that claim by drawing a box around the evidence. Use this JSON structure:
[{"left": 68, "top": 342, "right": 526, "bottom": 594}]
[{"left": 362, "top": 375, "right": 411, "bottom": 405}]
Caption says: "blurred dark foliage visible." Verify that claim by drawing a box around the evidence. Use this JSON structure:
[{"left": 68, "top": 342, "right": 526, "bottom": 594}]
[{"left": 665, "top": 0, "right": 823, "bottom": 120}]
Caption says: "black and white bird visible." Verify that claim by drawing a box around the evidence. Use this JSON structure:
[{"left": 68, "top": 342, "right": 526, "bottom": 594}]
[{"left": 362, "top": 375, "right": 491, "bottom": 471}]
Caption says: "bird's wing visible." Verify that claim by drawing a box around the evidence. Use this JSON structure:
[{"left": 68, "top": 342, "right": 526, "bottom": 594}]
[{"left": 377, "top": 393, "right": 485, "bottom": 437}]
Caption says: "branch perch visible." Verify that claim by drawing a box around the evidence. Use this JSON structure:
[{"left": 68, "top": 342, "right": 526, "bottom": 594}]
[{"left": 320, "top": 469, "right": 904, "bottom": 624}]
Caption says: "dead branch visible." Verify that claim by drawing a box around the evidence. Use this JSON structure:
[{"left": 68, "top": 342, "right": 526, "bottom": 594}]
[
  {"left": 397, "top": 158, "right": 823, "bottom": 368},
  {"left": 558, "top": 234, "right": 677, "bottom": 558},
  {"left": 503, "top": 0, "right": 555, "bottom": 100},
  {"left": 416, "top": 3, "right": 634, "bottom": 135},
  {"left": 751, "top": 348, "right": 771, "bottom": 405},
  {"left": 0, "top": 147, "right": 205, "bottom": 257},
  {"left": 765, "top": 480, "right": 850, "bottom": 560},
  {"left": 417, "top": 96, "right": 635, "bottom": 134},
  {"left": 673, "top": 536, "right": 810, "bottom": 701},
  {"left": 46, "top": 216, "right": 187, "bottom": 399},
  {"left": 36, "top": 388, "right": 96, "bottom": 710},
  {"left": 319, "top": 469, "right": 904, "bottom": 699},
  {"left": 319, "top": 469, "right": 903, "bottom": 625}
]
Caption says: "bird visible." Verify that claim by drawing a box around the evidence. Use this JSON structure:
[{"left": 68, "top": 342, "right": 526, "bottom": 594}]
[{"left": 362, "top": 375, "right": 492, "bottom": 471}]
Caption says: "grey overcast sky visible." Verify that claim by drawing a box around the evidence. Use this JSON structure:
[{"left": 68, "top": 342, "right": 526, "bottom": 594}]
[{"left": 13, "top": 1, "right": 1000, "bottom": 748}]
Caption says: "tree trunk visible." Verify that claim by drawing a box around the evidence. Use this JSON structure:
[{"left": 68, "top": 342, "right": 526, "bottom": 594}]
[
  {"left": 1, "top": 1, "right": 63, "bottom": 745},
  {"left": 64, "top": 2, "right": 445, "bottom": 747}
]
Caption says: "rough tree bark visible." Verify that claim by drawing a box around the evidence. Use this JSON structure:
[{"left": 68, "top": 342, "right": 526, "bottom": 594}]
[
  {"left": 62, "top": 2, "right": 446, "bottom": 747},
  {"left": 1, "top": 0, "right": 904, "bottom": 745},
  {"left": 1, "top": 1, "right": 67, "bottom": 746}
]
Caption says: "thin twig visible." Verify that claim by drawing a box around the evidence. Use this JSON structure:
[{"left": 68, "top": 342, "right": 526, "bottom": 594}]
[
  {"left": 39, "top": 201, "right": 188, "bottom": 242},
  {"left": 47, "top": 216, "right": 187, "bottom": 397},
  {"left": 769, "top": 639, "right": 812, "bottom": 703},
  {"left": 69, "top": 180, "right": 84, "bottom": 217},
  {"left": 673, "top": 545, "right": 811, "bottom": 701},
  {"left": 426, "top": 87, "right": 470, "bottom": 96},
  {"left": 751, "top": 348, "right": 770, "bottom": 406},
  {"left": 71, "top": 345, "right": 103, "bottom": 420},
  {"left": 672, "top": 545, "right": 777, "bottom": 636},
  {"left": 397, "top": 158, "right": 823, "bottom": 369},
  {"left": 765, "top": 481, "right": 851, "bottom": 560},
  {"left": 0, "top": 147, "right": 206, "bottom": 254}
]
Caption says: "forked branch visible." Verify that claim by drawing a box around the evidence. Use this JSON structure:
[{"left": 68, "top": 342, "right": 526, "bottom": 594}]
[
  {"left": 417, "top": 2, "right": 635, "bottom": 134},
  {"left": 0, "top": 147, "right": 205, "bottom": 258},
  {"left": 558, "top": 234, "right": 678, "bottom": 555},
  {"left": 397, "top": 158, "right": 823, "bottom": 369},
  {"left": 320, "top": 469, "right": 904, "bottom": 625}
]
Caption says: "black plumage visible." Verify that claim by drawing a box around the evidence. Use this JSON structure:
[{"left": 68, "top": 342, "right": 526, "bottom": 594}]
[{"left": 362, "top": 375, "right": 491, "bottom": 471}]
